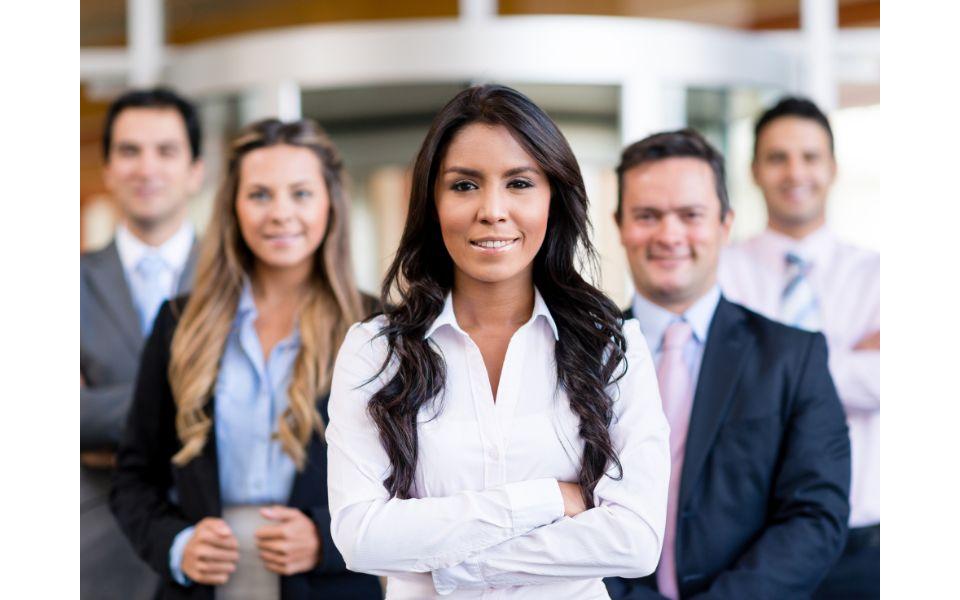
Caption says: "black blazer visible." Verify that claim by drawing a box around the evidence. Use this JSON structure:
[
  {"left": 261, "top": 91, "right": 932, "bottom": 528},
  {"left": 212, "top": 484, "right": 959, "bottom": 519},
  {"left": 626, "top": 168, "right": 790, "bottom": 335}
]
[
  {"left": 110, "top": 297, "right": 382, "bottom": 600},
  {"left": 606, "top": 297, "right": 850, "bottom": 600}
]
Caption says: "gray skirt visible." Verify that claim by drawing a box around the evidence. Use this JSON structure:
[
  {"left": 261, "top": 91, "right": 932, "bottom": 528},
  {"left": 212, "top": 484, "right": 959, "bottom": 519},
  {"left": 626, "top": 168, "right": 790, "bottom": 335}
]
[{"left": 215, "top": 506, "right": 280, "bottom": 600}]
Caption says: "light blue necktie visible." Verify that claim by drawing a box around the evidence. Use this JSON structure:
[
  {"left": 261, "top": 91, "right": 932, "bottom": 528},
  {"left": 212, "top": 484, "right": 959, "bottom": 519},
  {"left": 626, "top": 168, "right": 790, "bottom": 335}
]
[
  {"left": 780, "top": 252, "right": 821, "bottom": 332},
  {"left": 133, "top": 253, "right": 169, "bottom": 336}
]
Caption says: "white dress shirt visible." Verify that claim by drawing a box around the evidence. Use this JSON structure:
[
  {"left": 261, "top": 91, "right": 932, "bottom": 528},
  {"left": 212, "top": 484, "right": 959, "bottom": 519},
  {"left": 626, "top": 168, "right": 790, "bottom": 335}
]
[
  {"left": 115, "top": 221, "right": 194, "bottom": 301},
  {"left": 326, "top": 288, "right": 670, "bottom": 599},
  {"left": 719, "top": 227, "right": 879, "bottom": 527}
]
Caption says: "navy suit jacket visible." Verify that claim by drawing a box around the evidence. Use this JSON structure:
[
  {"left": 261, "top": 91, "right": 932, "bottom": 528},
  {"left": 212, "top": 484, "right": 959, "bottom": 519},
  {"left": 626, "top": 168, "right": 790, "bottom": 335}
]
[
  {"left": 606, "top": 297, "right": 850, "bottom": 599},
  {"left": 110, "top": 297, "right": 382, "bottom": 600}
]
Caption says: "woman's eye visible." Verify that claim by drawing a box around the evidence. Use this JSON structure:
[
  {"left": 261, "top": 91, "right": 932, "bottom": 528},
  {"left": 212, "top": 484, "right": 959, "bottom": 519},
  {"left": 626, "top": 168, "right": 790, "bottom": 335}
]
[
  {"left": 451, "top": 180, "right": 477, "bottom": 192},
  {"left": 293, "top": 189, "right": 313, "bottom": 200},
  {"left": 508, "top": 179, "right": 533, "bottom": 189},
  {"left": 248, "top": 190, "right": 270, "bottom": 201}
]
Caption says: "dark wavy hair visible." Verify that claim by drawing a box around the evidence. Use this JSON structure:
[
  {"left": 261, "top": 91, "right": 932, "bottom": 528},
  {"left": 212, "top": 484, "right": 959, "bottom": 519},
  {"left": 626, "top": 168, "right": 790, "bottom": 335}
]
[{"left": 368, "top": 84, "right": 627, "bottom": 507}]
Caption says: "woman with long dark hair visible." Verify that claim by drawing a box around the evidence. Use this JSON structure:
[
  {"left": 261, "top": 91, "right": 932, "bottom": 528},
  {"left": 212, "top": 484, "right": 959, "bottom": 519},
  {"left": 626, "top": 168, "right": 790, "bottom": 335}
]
[
  {"left": 110, "top": 119, "right": 382, "bottom": 599},
  {"left": 326, "top": 85, "right": 670, "bottom": 598}
]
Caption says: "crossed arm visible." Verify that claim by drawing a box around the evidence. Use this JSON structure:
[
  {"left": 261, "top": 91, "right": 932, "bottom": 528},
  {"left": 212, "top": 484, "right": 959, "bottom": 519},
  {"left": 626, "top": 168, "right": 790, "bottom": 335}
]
[{"left": 325, "top": 320, "right": 670, "bottom": 594}]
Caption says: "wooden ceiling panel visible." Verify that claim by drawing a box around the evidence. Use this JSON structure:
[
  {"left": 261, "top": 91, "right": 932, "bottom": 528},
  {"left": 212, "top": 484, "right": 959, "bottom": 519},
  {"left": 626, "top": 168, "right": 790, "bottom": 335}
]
[
  {"left": 81, "top": 0, "right": 126, "bottom": 46},
  {"left": 166, "top": 0, "right": 458, "bottom": 44},
  {"left": 499, "top": 0, "right": 880, "bottom": 29}
]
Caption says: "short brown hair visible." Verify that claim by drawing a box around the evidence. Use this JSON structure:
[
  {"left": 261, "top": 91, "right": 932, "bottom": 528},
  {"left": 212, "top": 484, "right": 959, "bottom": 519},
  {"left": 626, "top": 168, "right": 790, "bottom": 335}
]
[{"left": 615, "top": 128, "right": 729, "bottom": 221}]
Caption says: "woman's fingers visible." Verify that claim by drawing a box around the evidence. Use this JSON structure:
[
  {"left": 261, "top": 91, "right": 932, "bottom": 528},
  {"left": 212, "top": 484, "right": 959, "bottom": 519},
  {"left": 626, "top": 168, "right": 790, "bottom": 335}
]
[
  {"left": 196, "top": 545, "right": 240, "bottom": 564},
  {"left": 198, "top": 526, "right": 239, "bottom": 549},
  {"left": 255, "top": 537, "right": 289, "bottom": 554},
  {"left": 198, "top": 559, "right": 237, "bottom": 576}
]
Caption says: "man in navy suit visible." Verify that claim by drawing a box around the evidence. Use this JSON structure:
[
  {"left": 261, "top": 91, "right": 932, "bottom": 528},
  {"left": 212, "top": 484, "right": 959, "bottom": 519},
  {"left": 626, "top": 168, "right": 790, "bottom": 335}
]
[{"left": 604, "top": 129, "right": 850, "bottom": 599}]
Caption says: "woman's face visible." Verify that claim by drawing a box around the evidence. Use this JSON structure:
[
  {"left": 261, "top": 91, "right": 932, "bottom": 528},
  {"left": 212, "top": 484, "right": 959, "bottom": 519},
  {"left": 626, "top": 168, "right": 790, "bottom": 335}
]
[
  {"left": 435, "top": 123, "right": 551, "bottom": 288},
  {"left": 235, "top": 144, "right": 330, "bottom": 276}
]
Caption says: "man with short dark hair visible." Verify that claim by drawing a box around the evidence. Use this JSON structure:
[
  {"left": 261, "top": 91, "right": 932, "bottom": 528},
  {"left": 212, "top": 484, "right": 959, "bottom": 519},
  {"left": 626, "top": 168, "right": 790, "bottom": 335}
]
[
  {"left": 81, "top": 87, "right": 204, "bottom": 599},
  {"left": 604, "top": 128, "right": 851, "bottom": 599},
  {"left": 720, "top": 97, "right": 880, "bottom": 599}
]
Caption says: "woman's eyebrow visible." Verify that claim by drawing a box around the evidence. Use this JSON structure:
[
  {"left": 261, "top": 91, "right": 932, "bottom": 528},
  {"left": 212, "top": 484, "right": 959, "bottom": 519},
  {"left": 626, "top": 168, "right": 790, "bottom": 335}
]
[
  {"left": 442, "top": 166, "right": 483, "bottom": 177},
  {"left": 441, "top": 165, "right": 539, "bottom": 177},
  {"left": 502, "top": 166, "right": 539, "bottom": 177}
]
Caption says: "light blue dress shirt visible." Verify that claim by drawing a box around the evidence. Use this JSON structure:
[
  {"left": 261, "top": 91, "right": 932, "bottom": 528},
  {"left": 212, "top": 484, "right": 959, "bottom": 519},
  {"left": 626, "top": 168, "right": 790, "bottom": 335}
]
[
  {"left": 169, "top": 280, "right": 300, "bottom": 585},
  {"left": 630, "top": 285, "right": 722, "bottom": 393},
  {"left": 115, "top": 222, "right": 194, "bottom": 335}
]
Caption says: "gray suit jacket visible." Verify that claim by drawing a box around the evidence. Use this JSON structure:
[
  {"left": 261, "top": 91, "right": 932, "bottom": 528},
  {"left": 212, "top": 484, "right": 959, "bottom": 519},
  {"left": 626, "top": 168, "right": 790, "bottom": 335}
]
[{"left": 80, "top": 238, "right": 198, "bottom": 600}]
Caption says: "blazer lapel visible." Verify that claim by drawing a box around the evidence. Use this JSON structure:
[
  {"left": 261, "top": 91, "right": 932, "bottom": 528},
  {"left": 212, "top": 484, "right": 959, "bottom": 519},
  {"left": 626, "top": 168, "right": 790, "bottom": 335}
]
[
  {"left": 189, "top": 400, "right": 222, "bottom": 516},
  {"left": 678, "top": 298, "right": 753, "bottom": 512},
  {"left": 288, "top": 395, "right": 330, "bottom": 507},
  {"left": 85, "top": 241, "right": 143, "bottom": 352},
  {"left": 176, "top": 242, "right": 200, "bottom": 294}
]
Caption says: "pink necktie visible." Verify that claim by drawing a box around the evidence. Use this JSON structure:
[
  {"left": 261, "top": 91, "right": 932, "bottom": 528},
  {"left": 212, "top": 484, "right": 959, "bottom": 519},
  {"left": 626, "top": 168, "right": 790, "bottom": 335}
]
[{"left": 656, "top": 320, "right": 694, "bottom": 600}]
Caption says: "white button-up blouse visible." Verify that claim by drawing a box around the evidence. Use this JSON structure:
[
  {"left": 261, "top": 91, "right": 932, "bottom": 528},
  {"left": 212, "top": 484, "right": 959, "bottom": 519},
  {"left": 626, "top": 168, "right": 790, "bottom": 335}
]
[{"left": 326, "top": 289, "right": 670, "bottom": 599}]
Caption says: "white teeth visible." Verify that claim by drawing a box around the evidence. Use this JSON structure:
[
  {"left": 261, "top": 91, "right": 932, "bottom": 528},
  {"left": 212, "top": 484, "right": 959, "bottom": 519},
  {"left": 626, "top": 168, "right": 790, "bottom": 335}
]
[{"left": 474, "top": 239, "right": 515, "bottom": 249}]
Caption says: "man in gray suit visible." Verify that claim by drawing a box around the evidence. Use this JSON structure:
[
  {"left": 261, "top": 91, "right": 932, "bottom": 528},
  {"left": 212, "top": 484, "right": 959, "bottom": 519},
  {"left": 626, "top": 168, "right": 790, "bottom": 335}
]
[{"left": 81, "top": 88, "right": 204, "bottom": 599}]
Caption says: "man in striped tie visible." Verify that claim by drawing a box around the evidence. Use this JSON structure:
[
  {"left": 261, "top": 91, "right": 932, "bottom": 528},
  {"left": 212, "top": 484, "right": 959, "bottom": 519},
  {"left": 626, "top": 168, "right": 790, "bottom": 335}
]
[
  {"left": 720, "top": 97, "right": 880, "bottom": 599},
  {"left": 605, "top": 128, "right": 850, "bottom": 600}
]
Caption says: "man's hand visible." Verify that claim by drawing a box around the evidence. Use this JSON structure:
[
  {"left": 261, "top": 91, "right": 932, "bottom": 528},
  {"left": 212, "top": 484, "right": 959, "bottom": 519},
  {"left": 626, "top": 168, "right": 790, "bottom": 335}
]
[
  {"left": 255, "top": 506, "right": 321, "bottom": 576},
  {"left": 80, "top": 451, "right": 116, "bottom": 469},
  {"left": 853, "top": 330, "right": 880, "bottom": 351},
  {"left": 79, "top": 369, "right": 115, "bottom": 469},
  {"left": 557, "top": 481, "right": 587, "bottom": 518},
  {"left": 181, "top": 518, "right": 239, "bottom": 585}
]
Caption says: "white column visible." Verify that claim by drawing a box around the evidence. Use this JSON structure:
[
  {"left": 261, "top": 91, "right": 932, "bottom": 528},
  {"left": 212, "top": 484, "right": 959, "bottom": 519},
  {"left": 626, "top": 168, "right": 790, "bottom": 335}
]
[
  {"left": 620, "top": 76, "right": 673, "bottom": 146},
  {"left": 126, "top": 0, "right": 164, "bottom": 86},
  {"left": 661, "top": 85, "right": 688, "bottom": 132},
  {"left": 239, "top": 80, "right": 302, "bottom": 125},
  {"left": 801, "top": 0, "right": 838, "bottom": 111},
  {"left": 459, "top": 0, "right": 497, "bottom": 22}
]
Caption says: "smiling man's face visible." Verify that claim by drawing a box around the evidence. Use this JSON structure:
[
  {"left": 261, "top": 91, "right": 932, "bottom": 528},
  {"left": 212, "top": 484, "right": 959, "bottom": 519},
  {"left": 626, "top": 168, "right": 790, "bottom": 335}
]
[
  {"left": 753, "top": 116, "right": 836, "bottom": 238},
  {"left": 618, "top": 157, "right": 732, "bottom": 314}
]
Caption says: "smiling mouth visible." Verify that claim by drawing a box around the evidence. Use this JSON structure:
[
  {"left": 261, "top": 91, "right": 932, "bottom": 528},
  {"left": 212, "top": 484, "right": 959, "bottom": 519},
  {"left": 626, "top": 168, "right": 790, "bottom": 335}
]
[
  {"left": 133, "top": 187, "right": 163, "bottom": 197},
  {"left": 781, "top": 185, "right": 813, "bottom": 198},
  {"left": 470, "top": 238, "right": 520, "bottom": 250},
  {"left": 648, "top": 255, "right": 691, "bottom": 264}
]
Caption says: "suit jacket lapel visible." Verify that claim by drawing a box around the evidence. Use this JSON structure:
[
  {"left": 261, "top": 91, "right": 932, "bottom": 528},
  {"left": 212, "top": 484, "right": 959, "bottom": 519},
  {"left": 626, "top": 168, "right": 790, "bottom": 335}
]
[
  {"left": 85, "top": 241, "right": 143, "bottom": 352},
  {"left": 288, "top": 395, "right": 330, "bottom": 507},
  {"left": 189, "top": 400, "right": 222, "bottom": 515},
  {"left": 288, "top": 434, "right": 324, "bottom": 507},
  {"left": 678, "top": 297, "right": 753, "bottom": 512},
  {"left": 176, "top": 242, "right": 200, "bottom": 294}
]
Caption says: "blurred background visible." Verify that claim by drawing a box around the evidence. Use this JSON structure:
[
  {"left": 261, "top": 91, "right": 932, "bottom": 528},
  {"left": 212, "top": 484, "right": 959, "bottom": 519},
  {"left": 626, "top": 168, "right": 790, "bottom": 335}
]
[{"left": 80, "top": 0, "right": 880, "bottom": 305}]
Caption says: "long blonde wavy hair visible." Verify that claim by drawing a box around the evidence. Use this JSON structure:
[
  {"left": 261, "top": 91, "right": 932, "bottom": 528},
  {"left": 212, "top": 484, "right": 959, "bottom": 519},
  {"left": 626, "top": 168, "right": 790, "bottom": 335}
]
[{"left": 168, "top": 118, "right": 364, "bottom": 470}]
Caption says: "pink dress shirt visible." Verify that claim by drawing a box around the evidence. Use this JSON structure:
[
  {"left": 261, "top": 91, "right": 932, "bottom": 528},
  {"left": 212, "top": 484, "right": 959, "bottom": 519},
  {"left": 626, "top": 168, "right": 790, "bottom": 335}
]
[{"left": 719, "top": 227, "right": 879, "bottom": 527}]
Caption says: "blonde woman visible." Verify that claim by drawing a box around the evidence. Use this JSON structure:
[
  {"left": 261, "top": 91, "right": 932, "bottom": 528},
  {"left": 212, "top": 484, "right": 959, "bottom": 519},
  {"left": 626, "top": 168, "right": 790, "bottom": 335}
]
[{"left": 110, "top": 119, "right": 382, "bottom": 600}]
